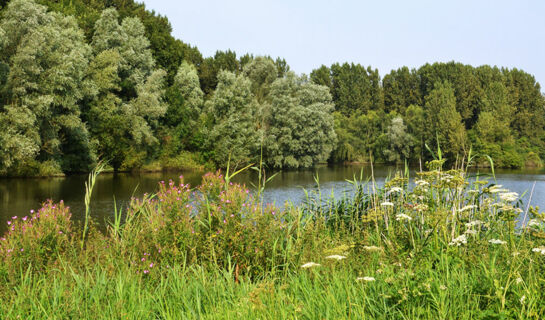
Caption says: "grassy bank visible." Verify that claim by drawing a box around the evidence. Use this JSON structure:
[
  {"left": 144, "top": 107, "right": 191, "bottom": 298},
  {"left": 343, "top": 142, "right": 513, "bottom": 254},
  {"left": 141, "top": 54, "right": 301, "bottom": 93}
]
[{"left": 1, "top": 160, "right": 545, "bottom": 319}]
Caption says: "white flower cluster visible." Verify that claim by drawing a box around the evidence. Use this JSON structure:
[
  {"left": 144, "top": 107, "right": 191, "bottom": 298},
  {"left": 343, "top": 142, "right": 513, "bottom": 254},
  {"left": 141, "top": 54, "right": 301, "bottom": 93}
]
[
  {"left": 301, "top": 262, "right": 321, "bottom": 268},
  {"left": 362, "top": 245, "right": 382, "bottom": 252},
  {"left": 499, "top": 192, "right": 518, "bottom": 202},
  {"left": 389, "top": 187, "right": 403, "bottom": 193},
  {"left": 488, "top": 239, "right": 507, "bottom": 245},
  {"left": 458, "top": 205, "right": 477, "bottom": 212},
  {"left": 489, "top": 185, "right": 509, "bottom": 193},
  {"left": 380, "top": 201, "right": 394, "bottom": 207},
  {"left": 415, "top": 180, "right": 429, "bottom": 187},
  {"left": 395, "top": 213, "right": 412, "bottom": 222},
  {"left": 532, "top": 247, "right": 545, "bottom": 255},
  {"left": 465, "top": 220, "right": 484, "bottom": 228},
  {"left": 325, "top": 255, "right": 346, "bottom": 261},
  {"left": 356, "top": 276, "right": 375, "bottom": 282},
  {"left": 449, "top": 234, "right": 467, "bottom": 246}
]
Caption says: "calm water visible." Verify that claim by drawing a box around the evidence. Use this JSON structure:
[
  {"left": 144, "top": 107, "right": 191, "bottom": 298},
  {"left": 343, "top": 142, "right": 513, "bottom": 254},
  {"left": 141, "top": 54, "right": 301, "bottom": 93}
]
[{"left": 1, "top": 165, "right": 544, "bottom": 234}]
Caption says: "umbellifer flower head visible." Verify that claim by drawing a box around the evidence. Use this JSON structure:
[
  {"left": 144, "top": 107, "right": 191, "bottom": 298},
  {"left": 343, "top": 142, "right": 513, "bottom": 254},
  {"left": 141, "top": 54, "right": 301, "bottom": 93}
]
[
  {"left": 356, "top": 276, "right": 375, "bottom": 282},
  {"left": 325, "top": 255, "right": 346, "bottom": 261},
  {"left": 301, "top": 262, "right": 321, "bottom": 269},
  {"left": 488, "top": 239, "right": 507, "bottom": 245},
  {"left": 449, "top": 234, "right": 467, "bottom": 246}
]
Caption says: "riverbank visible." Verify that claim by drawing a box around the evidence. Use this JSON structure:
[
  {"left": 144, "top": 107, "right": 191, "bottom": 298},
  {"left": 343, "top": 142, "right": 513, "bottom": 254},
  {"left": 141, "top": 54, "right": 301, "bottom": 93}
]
[{"left": 1, "top": 161, "right": 545, "bottom": 318}]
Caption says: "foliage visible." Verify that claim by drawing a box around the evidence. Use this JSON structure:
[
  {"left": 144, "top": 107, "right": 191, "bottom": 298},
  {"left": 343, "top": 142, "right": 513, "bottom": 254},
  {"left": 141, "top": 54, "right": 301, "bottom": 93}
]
[
  {"left": 265, "top": 73, "right": 337, "bottom": 168},
  {"left": 1, "top": 159, "right": 545, "bottom": 318}
]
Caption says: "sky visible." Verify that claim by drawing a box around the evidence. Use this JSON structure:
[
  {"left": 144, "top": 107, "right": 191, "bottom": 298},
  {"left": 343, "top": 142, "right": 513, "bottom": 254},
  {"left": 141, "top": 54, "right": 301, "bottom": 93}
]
[{"left": 141, "top": 0, "right": 545, "bottom": 87}]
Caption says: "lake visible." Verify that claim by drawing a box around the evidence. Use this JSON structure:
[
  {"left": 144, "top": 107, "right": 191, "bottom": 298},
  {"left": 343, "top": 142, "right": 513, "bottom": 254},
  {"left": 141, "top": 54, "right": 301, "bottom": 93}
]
[{"left": 1, "top": 165, "right": 544, "bottom": 234}]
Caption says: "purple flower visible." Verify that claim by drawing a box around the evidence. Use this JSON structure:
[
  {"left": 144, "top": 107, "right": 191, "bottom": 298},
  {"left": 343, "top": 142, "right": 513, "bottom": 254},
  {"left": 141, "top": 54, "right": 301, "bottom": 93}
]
[
  {"left": 20, "top": 248, "right": 24, "bottom": 252},
  {"left": 12, "top": 216, "right": 17, "bottom": 220},
  {"left": 149, "top": 263, "right": 154, "bottom": 268},
  {"left": 7, "top": 221, "right": 11, "bottom": 225},
  {"left": 22, "top": 216, "right": 28, "bottom": 221},
  {"left": 30, "top": 210, "right": 34, "bottom": 214}
]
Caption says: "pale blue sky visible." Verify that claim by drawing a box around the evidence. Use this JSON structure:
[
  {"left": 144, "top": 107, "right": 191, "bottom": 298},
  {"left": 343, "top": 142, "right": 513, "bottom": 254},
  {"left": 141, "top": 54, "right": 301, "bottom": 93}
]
[{"left": 142, "top": 0, "right": 545, "bottom": 87}]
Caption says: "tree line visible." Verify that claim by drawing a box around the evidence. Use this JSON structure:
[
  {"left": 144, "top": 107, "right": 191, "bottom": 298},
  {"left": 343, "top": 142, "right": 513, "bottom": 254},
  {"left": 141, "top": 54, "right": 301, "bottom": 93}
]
[{"left": 0, "top": 0, "right": 543, "bottom": 176}]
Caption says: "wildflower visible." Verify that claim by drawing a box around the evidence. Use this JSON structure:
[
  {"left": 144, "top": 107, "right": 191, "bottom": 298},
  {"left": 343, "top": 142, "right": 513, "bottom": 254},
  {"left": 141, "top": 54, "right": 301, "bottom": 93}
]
[
  {"left": 414, "top": 204, "right": 428, "bottom": 212},
  {"left": 141, "top": 258, "right": 146, "bottom": 262},
  {"left": 30, "top": 209, "right": 34, "bottom": 214},
  {"left": 362, "top": 245, "right": 382, "bottom": 252},
  {"left": 488, "top": 239, "right": 507, "bottom": 245},
  {"left": 20, "top": 249, "right": 24, "bottom": 252},
  {"left": 143, "top": 270, "right": 149, "bottom": 274},
  {"left": 395, "top": 213, "right": 412, "bottom": 222},
  {"left": 381, "top": 201, "right": 394, "bottom": 207},
  {"left": 528, "top": 219, "right": 541, "bottom": 227},
  {"left": 149, "top": 263, "right": 154, "bottom": 268},
  {"left": 22, "top": 216, "right": 27, "bottom": 221},
  {"left": 532, "top": 247, "right": 545, "bottom": 255},
  {"left": 516, "top": 277, "right": 523, "bottom": 284},
  {"left": 7, "top": 221, "right": 11, "bottom": 225},
  {"left": 389, "top": 187, "right": 403, "bottom": 193},
  {"left": 464, "top": 229, "right": 477, "bottom": 235},
  {"left": 489, "top": 185, "right": 508, "bottom": 193},
  {"left": 415, "top": 180, "right": 429, "bottom": 187},
  {"left": 356, "top": 276, "right": 375, "bottom": 282},
  {"left": 325, "top": 255, "right": 346, "bottom": 261},
  {"left": 301, "top": 262, "right": 321, "bottom": 269},
  {"left": 12, "top": 216, "right": 17, "bottom": 220},
  {"left": 439, "top": 285, "right": 447, "bottom": 291},
  {"left": 449, "top": 234, "right": 467, "bottom": 246},
  {"left": 465, "top": 220, "right": 483, "bottom": 228},
  {"left": 458, "top": 205, "right": 477, "bottom": 212},
  {"left": 499, "top": 192, "right": 518, "bottom": 202}
]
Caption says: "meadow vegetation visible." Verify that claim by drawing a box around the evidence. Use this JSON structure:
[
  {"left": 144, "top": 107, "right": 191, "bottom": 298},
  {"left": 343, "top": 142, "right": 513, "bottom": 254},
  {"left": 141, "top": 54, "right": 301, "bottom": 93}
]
[{"left": 1, "top": 156, "right": 545, "bottom": 319}]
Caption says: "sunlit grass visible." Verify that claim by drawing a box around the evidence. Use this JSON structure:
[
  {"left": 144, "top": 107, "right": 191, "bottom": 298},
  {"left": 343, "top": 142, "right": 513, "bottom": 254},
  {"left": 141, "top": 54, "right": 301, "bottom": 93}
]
[{"left": 1, "top": 157, "right": 545, "bottom": 319}]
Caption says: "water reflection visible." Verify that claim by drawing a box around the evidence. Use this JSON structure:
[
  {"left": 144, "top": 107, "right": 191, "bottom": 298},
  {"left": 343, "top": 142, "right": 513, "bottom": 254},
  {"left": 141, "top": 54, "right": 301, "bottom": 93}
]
[{"left": 0, "top": 165, "right": 544, "bottom": 234}]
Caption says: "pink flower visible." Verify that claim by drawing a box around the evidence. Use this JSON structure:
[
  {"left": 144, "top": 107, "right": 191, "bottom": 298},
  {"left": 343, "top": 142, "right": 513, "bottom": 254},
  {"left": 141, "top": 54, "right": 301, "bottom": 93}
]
[
  {"left": 149, "top": 263, "right": 154, "bottom": 268},
  {"left": 12, "top": 216, "right": 17, "bottom": 220},
  {"left": 141, "top": 258, "right": 146, "bottom": 262},
  {"left": 20, "top": 249, "right": 24, "bottom": 252},
  {"left": 30, "top": 210, "right": 34, "bottom": 214},
  {"left": 7, "top": 249, "right": 12, "bottom": 253},
  {"left": 59, "top": 231, "right": 63, "bottom": 234},
  {"left": 143, "top": 270, "right": 149, "bottom": 274},
  {"left": 22, "top": 216, "right": 28, "bottom": 221},
  {"left": 7, "top": 221, "right": 11, "bottom": 225}
]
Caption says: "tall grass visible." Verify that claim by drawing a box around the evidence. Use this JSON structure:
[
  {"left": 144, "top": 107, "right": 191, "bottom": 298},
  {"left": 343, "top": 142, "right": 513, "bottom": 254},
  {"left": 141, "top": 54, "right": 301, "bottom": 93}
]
[{"left": 1, "top": 157, "right": 545, "bottom": 319}]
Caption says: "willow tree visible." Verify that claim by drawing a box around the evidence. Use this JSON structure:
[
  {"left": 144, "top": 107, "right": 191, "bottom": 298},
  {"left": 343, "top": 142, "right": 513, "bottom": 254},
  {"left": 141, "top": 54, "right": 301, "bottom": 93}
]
[
  {"left": 424, "top": 81, "right": 467, "bottom": 158},
  {"left": 87, "top": 8, "right": 166, "bottom": 170},
  {"left": 205, "top": 70, "right": 260, "bottom": 168},
  {"left": 0, "top": 0, "right": 94, "bottom": 173},
  {"left": 265, "top": 73, "right": 337, "bottom": 168},
  {"left": 163, "top": 61, "right": 204, "bottom": 154}
]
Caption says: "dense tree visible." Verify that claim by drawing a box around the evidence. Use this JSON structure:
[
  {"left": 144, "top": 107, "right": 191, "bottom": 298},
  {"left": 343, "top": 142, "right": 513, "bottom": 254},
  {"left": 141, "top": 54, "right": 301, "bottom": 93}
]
[
  {"left": 0, "top": 0, "right": 94, "bottom": 173},
  {"left": 205, "top": 71, "right": 260, "bottom": 168},
  {"left": 243, "top": 56, "right": 278, "bottom": 103},
  {"left": 265, "top": 73, "right": 337, "bottom": 168},
  {"left": 383, "top": 117, "right": 414, "bottom": 163},
  {"left": 86, "top": 8, "right": 166, "bottom": 170},
  {"left": 162, "top": 61, "right": 204, "bottom": 154},
  {"left": 424, "top": 81, "right": 468, "bottom": 158}
]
